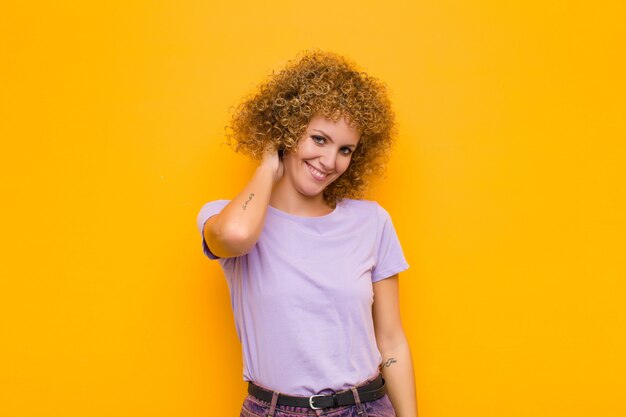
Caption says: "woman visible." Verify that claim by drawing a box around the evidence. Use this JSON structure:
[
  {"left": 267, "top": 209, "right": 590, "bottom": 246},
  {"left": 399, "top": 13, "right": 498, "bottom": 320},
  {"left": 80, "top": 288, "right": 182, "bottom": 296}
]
[{"left": 197, "top": 50, "right": 417, "bottom": 417}]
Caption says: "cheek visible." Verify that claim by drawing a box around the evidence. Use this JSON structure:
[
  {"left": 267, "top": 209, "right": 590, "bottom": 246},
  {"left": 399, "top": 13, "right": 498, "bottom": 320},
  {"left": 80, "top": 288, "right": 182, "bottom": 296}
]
[{"left": 337, "top": 157, "right": 352, "bottom": 174}]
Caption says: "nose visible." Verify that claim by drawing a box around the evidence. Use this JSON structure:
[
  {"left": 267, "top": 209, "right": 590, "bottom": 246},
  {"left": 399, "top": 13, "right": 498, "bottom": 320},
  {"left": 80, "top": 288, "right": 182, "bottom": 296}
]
[{"left": 318, "top": 148, "right": 337, "bottom": 172}]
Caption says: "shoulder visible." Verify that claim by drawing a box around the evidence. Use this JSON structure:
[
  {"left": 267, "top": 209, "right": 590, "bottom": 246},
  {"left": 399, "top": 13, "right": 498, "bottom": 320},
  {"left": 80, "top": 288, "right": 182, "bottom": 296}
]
[
  {"left": 199, "top": 199, "right": 230, "bottom": 209},
  {"left": 197, "top": 199, "right": 231, "bottom": 216},
  {"left": 196, "top": 199, "right": 231, "bottom": 232}
]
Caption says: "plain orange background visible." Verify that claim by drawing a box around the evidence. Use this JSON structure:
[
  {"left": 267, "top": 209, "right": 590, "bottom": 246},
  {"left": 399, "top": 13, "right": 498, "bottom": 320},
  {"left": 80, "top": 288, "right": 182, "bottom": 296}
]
[{"left": 1, "top": 1, "right": 625, "bottom": 416}]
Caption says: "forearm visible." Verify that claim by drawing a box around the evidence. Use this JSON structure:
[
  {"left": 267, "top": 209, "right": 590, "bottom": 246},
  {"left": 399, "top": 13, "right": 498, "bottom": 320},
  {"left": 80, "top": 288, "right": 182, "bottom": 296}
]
[
  {"left": 210, "top": 164, "right": 274, "bottom": 249},
  {"left": 379, "top": 340, "right": 418, "bottom": 417}
]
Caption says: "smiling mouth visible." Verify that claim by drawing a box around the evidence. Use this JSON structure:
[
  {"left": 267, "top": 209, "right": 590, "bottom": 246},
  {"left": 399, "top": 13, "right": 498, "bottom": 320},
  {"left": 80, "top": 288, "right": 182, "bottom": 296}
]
[{"left": 306, "top": 162, "right": 330, "bottom": 181}]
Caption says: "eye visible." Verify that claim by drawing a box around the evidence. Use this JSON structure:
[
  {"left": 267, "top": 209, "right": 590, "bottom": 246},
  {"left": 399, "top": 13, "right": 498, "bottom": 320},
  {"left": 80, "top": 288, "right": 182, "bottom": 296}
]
[
  {"left": 311, "top": 135, "right": 325, "bottom": 144},
  {"left": 340, "top": 147, "right": 353, "bottom": 155}
]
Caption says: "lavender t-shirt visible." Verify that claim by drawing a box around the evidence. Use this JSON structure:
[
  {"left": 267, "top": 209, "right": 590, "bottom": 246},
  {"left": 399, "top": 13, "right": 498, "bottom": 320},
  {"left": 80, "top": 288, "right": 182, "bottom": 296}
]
[{"left": 196, "top": 198, "right": 409, "bottom": 395}]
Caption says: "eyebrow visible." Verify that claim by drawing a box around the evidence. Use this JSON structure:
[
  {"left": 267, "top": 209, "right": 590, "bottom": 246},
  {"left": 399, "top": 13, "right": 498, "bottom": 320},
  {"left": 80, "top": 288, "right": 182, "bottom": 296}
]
[{"left": 312, "top": 129, "right": 358, "bottom": 149}]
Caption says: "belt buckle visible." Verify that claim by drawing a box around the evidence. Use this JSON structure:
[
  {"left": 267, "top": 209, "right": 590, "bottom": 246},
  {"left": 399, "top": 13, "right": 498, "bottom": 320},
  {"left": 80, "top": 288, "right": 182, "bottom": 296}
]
[{"left": 309, "top": 394, "right": 325, "bottom": 410}]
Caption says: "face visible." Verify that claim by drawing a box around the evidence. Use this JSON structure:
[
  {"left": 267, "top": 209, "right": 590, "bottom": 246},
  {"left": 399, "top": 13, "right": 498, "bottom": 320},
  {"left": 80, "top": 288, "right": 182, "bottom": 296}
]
[{"left": 282, "top": 114, "right": 361, "bottom": 198}]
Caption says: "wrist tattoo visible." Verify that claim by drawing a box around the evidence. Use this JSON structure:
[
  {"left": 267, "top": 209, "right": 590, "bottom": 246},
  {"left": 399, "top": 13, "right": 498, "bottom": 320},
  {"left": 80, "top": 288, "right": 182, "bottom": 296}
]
[
  {"left": 382, "top": 358, "right": 397, "bottom": 368},
  {"left": 243, "top": 193, "right": 255, "bottom": 210}
]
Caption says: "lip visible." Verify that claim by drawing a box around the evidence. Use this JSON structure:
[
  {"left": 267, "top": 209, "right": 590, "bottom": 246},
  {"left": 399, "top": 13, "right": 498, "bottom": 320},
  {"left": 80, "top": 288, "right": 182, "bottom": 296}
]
[{"left": 305, "top": 162, "right": 330, "bottom": 182}]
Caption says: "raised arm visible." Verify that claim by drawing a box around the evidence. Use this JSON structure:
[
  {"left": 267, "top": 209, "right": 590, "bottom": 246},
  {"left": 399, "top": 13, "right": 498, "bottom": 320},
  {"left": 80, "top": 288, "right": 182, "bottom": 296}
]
[{"left": 203, "top": 146, "right": 283, "bottom": 258}]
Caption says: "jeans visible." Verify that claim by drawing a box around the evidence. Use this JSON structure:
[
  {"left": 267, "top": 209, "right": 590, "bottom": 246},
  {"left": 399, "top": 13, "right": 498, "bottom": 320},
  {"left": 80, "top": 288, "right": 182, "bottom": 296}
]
[{"left": 239, "top": 372, "right": 397, "bottom": 417}]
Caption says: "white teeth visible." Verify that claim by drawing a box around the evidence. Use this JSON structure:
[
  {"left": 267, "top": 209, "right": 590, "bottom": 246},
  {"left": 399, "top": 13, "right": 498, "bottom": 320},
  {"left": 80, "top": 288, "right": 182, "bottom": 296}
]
[{"left": 307, "top": 163, "right": 327, "bottom": 179}]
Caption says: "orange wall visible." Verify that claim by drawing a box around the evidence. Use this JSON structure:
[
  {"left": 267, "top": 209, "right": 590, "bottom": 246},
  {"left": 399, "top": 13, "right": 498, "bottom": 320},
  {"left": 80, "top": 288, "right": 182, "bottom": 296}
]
[{"left": 1, "top": 1, "right": 625, "bottom": 416}]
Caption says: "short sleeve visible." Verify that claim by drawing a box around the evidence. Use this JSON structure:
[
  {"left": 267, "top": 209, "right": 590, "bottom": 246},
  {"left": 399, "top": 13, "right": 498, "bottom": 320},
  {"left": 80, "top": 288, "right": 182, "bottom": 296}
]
[
  {"left": 371, "top": 203, "right": 410, "bottom": 282},
  {"left": 196, "top": 199, "right": 230, "bottom": 260}
]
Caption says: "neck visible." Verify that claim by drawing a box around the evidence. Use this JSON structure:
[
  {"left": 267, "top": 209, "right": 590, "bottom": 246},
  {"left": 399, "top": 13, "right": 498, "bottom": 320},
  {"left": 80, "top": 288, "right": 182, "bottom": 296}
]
[{"left": 270, "top": 177, "right": 333, "bottom": 216}]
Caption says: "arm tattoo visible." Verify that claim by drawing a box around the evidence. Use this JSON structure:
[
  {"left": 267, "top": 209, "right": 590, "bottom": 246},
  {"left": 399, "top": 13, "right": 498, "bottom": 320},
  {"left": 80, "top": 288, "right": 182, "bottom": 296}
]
[
  {"left": 243, "top": 193, "right": 255, "bottom": 210},
  {"left": 382, "top": 358, "right": 398, "bottom": 368}
]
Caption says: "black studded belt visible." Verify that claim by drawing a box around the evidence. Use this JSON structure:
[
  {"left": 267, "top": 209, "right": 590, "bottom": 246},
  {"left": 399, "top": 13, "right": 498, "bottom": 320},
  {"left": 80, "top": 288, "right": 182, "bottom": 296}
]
[{"left": 247, "top": 372, "right": 387, "bottom": 410}]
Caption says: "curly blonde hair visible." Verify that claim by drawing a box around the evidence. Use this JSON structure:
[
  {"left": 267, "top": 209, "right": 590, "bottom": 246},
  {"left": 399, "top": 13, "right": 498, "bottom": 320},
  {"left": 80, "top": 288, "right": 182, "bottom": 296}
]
[{"left": 225, "top": 49, "right": 398, "bottom": 207}]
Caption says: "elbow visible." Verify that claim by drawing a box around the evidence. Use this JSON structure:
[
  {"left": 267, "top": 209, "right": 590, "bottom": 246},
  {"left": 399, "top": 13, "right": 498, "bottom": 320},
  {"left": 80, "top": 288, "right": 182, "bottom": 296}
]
[
  {"left": 376, "top": 330, "right": 408, "bottom": 354},
  {"left": 209, "top": 221, "right": 255, "bottom": 257}
]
